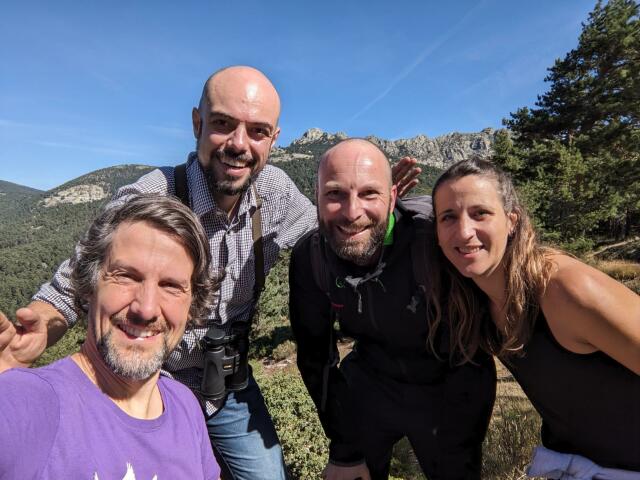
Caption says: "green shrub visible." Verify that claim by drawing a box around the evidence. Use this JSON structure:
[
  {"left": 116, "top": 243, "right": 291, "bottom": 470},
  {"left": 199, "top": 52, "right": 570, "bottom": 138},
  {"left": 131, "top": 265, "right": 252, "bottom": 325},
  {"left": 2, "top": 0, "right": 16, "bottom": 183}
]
[
  {"left": 560, "top": 236, "right": 595, "bottom": 255},
  {"left": 250, "top": 252, "right": 294, "bottom": 359},
  {"left": 34, "top": 321, "right": 86, "bottom": 367},
  {"left": 272, "top": 340, "right": 297, "bottom": 362},
  {"left": 255, "top": 366, "right": 328, "bottom": 479}
]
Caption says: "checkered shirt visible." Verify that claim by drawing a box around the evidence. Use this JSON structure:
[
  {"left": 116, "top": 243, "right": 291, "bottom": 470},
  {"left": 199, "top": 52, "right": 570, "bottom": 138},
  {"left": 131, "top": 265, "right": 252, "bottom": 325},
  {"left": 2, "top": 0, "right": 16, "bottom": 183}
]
[{"left": 33, "top": 152, "right": 317, "bottom": 414}]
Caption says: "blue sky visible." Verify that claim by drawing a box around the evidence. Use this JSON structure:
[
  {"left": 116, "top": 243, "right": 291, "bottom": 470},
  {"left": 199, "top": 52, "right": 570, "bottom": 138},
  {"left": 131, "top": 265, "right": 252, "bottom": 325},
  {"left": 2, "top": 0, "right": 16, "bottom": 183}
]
[{"left": 1, "top": 0, "right": 595, "bottom": 190}]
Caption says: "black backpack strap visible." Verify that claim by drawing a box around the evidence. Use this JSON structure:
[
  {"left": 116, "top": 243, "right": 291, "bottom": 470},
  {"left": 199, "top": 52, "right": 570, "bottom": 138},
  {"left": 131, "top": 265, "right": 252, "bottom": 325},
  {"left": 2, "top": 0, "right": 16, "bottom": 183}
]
[
  {"left": 174, "top": 163, "right": 189, "bottom": 207},
  {"left": 411, "top": 215, "right": 430, "bottom": 294},
  {"left": 251, "top": 183, "right": 265, "bottom": 301},
  {"left": 309, "top": 232, "right": 341, "bottom": 412},
  {"left": 310, "top": 233, "right": 332, "bottom": 298},
  {"left": 397, "top": 197, "right": 434, "bottom": 312}
]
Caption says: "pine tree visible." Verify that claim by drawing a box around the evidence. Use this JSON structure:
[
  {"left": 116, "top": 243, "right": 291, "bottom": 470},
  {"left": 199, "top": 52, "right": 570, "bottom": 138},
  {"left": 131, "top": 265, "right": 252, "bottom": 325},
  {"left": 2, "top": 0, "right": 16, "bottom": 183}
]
[{"left": 504, "top": 0, "right": 640, "bottom": 242}]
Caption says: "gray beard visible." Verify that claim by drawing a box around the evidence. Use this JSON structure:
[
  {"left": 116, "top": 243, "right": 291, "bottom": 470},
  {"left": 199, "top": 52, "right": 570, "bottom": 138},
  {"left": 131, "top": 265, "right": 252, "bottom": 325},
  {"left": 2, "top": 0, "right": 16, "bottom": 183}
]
[
  {"left": 320, "top": 216, "right": 388, "bottom": 267},
  {"left": 97, "top": 329, "right": 169, "bottom": 381}
]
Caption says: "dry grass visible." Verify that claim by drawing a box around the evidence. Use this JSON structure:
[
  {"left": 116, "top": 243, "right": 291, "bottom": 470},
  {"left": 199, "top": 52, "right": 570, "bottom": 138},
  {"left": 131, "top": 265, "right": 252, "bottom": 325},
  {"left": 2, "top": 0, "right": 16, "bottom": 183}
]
[
  {"left": 586, "top": 258, "right": 640, "bottom": 294},
  {"left": 385, "top": 361, "right": 543, "bottom": 480},
  {"left": 481, "top": 362, "right": 542, "bottom": 480},
  {"left": 593, "top": 259, "right": 640, "bottom": 280}
]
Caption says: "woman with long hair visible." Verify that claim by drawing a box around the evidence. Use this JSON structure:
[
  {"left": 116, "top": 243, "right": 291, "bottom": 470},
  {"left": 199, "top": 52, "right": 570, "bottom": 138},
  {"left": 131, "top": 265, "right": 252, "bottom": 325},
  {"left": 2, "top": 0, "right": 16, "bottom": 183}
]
[{"left": 430, "top": 157, "right": 640, "bottom": 476}]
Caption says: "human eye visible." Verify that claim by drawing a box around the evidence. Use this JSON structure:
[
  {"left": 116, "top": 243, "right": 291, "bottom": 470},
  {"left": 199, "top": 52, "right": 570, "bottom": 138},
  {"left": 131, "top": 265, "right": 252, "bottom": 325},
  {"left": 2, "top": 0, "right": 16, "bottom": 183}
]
[
  {"left": 325, "top": 189, "right": 342, "bottom": 199},
  {"left": 473, "top": 209, "right": 492, "bottom": 220},
  {"left": 248, "top": 125, "right": 271, "bottom": 141},
  {"left": 361, "top": 189, "right": 380, "bottom": 199},
  {"left": 210, "top": 117, "right": 234, "bottom": 134},
  {"left": 160, "top": 280, "right": 189, "bottom": 295},
  {"left": 105, "top": 269, "right": 137, "bottom": 284},
  {"left": 437, "top": 212, "right": 455, "bottom": 223}
]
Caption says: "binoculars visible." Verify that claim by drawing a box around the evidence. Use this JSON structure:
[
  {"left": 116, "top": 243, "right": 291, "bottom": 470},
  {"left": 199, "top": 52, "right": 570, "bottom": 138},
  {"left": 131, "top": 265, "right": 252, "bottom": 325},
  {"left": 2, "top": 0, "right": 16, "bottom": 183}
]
[{"left": 199, "top": 325, "right": 250, "bottom": 402}]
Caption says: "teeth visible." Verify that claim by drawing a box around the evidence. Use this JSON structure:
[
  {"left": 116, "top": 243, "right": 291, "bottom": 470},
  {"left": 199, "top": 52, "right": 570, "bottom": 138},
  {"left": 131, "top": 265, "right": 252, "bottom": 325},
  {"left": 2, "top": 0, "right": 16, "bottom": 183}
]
[
  {"left": 222, "top": 160, "right": 247, "bottom": 168},
  {"left": 119, "top": 323, "right": 156, "bottom": 339},
  {"left": 338, "top": 225, "right": 367, "bottom": 235},
  {"left": 459, "top": 246, "right": 482, "bottom": 254}
]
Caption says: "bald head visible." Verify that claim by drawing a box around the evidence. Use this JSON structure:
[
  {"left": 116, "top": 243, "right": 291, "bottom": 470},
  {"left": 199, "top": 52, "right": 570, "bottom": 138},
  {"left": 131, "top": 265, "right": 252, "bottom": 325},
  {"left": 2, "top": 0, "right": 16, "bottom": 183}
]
[
  {"left": 316, "top": 138, "right": 397, "bottom": 266},
  {"left": 318, "top": 138, "right": 392, "bottom": 187},
  {"left": 191, "top": 66, "right": 282, "bottom": 211},
  {"left": 198, "top": 66, "right": 281, "bottom": 123}
]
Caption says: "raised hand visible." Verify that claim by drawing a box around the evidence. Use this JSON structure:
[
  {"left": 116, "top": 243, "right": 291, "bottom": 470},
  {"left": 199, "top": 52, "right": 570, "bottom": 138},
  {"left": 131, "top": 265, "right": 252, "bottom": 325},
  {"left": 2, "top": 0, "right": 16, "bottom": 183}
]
[
  {"left": 392, "top": 156, "right": 422, "bottom": 198},
  {"left": 0, "top": 304, "right": 56, "bottom": 373}
]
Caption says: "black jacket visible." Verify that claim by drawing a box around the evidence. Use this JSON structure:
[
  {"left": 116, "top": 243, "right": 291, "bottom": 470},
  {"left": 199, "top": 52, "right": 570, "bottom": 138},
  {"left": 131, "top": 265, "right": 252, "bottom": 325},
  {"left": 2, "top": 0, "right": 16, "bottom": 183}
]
[{"left": 289, "top": 200, "right": 458, "bottom": 463}]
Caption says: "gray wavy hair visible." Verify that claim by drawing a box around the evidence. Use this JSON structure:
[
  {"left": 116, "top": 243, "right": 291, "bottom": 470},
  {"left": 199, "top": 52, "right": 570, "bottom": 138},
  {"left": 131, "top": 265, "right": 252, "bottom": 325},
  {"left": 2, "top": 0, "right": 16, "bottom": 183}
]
[{"left": 70, "top": 193, "right": 218, "bottom": 325}]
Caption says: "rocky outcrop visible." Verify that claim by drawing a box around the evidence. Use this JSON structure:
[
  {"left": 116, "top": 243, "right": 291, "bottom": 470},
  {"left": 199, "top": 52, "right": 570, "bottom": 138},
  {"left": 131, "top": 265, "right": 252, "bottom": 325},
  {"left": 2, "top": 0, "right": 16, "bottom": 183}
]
[
  {"left": 273, "top": 127, "right": 497, "bottom": 168},
  {"left": 42, "top": 184, "right": 108, "bottom": 207}
]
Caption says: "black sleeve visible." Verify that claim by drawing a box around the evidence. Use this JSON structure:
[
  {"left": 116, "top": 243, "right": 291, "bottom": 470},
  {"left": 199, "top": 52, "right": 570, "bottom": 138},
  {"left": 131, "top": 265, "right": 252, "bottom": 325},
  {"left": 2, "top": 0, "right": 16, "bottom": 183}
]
[{"left": 288, "top": 237, "right": 364, "bottom": 464}]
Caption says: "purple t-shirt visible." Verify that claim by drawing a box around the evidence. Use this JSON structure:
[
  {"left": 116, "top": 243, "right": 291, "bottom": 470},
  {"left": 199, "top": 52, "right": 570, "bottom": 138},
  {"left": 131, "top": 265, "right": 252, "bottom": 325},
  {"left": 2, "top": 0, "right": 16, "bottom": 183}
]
[{"left": 0, "top": 357, "right": 220, "bottom": 480}]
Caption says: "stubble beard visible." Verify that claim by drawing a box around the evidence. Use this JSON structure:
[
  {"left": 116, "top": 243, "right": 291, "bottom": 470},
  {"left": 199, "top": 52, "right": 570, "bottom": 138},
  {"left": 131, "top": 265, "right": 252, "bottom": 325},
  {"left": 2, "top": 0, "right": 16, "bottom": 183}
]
[
  {"left": 319, "top": 213, "right": 389, "bottom": 267},
  {"left": 97, "top": 329, "right": 169, "bottom": 381},
  {"left": 199, "top": 141, "right": 258, "bottom": 196}
]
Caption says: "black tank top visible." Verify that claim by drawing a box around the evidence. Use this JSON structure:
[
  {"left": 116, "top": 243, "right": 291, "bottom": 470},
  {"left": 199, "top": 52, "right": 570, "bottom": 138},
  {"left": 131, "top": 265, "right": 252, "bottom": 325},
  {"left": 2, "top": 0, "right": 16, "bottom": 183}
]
[{"left": 503, "top": 313, "right": 640, "bottom": 470}]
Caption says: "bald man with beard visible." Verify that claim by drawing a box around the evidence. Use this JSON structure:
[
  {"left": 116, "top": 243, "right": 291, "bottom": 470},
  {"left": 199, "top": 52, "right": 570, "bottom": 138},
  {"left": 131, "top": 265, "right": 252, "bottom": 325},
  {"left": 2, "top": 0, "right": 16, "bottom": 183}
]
[
  {"left": 289, "top": 139, "right": 496, "bottom": 480},
  {"left": 0, "top": 67, "right": 420, "bottom": 479}
]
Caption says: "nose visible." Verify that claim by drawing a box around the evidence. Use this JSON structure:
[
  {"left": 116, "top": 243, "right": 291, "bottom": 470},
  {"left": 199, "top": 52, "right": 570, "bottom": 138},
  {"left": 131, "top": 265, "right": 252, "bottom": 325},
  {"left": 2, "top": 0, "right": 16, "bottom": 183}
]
[
  {"left": 456, "top": 215, "right": 475, "bottom": 239},
  {"left": 343, "top": 192, "right": 364, "bottom": 222},
  {"left": 129, "top": 282, "right": 161, "bottom": 322},
  {"left": 226, "top": 123, "right": 248, "bottom": 153}
]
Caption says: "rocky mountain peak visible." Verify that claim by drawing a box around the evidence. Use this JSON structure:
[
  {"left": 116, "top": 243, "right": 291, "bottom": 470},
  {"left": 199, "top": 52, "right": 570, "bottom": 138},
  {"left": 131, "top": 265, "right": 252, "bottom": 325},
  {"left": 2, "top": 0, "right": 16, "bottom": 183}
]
[
  {"left": 293, "top": 128, "right": 348, "bottom": 146},
  {"left": 272, "top": 127, "right": 500, "bottom": 168}
]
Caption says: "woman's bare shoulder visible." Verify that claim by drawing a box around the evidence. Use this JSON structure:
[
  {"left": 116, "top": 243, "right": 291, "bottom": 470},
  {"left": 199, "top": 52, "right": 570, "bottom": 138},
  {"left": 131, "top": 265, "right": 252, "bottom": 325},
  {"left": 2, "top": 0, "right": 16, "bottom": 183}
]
[{"left": 542, "top": 253, "right": 640, "bottom": 373}]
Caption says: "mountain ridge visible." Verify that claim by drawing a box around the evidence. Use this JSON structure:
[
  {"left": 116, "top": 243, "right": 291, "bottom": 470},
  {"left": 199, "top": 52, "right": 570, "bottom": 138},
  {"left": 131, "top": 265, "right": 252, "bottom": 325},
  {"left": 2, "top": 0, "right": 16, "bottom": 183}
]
[{"left": 272, "top": 127, "right": 497, "bottom": 168}]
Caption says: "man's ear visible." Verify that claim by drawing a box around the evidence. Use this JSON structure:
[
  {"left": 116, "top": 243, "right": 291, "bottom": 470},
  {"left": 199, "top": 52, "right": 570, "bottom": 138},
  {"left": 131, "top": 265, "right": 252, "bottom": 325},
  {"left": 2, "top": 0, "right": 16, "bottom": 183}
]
[
  {"left": 389, "top": 184, "right": 398, "bottom": 214},
  {"left": 192, "top": 108, "right": 202, "bottom": 139},
  {"left": 269, "top": 126, "right": 281, "bottom": 151}
]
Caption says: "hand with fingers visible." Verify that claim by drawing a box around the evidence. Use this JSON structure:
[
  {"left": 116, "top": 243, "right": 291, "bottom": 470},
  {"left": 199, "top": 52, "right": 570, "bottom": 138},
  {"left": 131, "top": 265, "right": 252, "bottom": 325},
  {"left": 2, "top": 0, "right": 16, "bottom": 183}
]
[
  {"left": 391, "top": 156, "right": 422, "bottom": 198},
  {"left": 322, "top": 462, "right": 372, "bottom": 480},
  {"left": 0, "top": 306, "right": 49, "bottom": 373}
]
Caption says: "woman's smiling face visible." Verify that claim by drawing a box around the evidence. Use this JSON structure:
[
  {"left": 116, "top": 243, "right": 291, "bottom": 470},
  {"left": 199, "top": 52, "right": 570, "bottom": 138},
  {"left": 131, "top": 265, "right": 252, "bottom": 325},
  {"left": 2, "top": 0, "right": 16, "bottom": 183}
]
[{"left": 434, "top": 174, "right": 517, "bottom": 284}]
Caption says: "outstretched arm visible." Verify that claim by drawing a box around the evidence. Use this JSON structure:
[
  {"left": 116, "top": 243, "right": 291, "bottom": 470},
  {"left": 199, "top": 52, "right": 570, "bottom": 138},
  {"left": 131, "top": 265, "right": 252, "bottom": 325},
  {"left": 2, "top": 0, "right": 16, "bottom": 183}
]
[
  {"left": 0, "top": 301, "right": 68, "bottom": 372},
  {"left": 542, "top": 255, "right": 640, "bottom": 375}
]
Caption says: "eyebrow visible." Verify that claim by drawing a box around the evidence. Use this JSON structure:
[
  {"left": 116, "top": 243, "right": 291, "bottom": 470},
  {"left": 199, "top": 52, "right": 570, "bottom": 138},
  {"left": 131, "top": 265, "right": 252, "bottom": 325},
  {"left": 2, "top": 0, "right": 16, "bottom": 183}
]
[
  {"left": 207, "top": 111, "right": 274, "bottom": 130},
  {"left": 436, "top": 208, "right": 454, "bottom": 217},
  {"left": 322, "top": 180, "right": 385, "bottom": 189}
]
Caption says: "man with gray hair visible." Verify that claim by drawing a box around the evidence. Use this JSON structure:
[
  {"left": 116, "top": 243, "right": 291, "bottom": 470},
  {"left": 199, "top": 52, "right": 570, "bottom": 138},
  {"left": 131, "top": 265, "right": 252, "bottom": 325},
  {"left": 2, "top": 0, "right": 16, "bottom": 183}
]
[{"left": 0, "top": 194, "right": 220, "bottom": 479}]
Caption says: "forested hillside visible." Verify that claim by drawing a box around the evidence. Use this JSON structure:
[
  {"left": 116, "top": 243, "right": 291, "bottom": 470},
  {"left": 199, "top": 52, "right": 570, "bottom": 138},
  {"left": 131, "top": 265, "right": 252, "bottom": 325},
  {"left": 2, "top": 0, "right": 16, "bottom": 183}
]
[{"left": 0, "top": 165, "right": 154, "bottom": 315}]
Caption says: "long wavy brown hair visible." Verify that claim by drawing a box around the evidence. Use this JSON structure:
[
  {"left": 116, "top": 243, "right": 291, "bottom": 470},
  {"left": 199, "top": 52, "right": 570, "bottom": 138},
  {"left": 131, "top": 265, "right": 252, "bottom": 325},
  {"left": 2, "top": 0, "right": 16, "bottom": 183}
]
[{"left": 427, "top": 158, "right": 556, "bottom": 363}]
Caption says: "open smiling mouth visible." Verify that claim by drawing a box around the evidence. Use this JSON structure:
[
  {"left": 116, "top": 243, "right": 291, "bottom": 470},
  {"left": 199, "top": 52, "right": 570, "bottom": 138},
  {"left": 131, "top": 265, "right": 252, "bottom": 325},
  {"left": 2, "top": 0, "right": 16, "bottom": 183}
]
[
  {"left": 456, "top": 245, "right": 484, "bottom": 254},
  {"left": 117, "top": 323, "right": 162, "bottom": 341},
  {"left": 337, "top": 225, "right": 370, "bottom": 237},
  {"left": 221, "top": 159, "right": 251, "bottom": 170}
]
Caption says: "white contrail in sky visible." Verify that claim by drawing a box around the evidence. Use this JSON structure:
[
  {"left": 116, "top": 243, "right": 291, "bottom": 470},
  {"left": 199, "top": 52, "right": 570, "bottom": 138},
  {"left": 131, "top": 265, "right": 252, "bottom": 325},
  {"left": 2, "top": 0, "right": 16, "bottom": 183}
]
[{"left": 349, "top": 1, "right": 487, "bottom": 123}]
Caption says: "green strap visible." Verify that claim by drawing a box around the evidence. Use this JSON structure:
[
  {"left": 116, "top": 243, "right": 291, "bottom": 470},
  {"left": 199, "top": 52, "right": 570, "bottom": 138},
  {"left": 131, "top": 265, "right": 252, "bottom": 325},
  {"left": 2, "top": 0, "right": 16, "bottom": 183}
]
[{"left": 383, "top": 212, "right": 396, "bottom": 246}]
